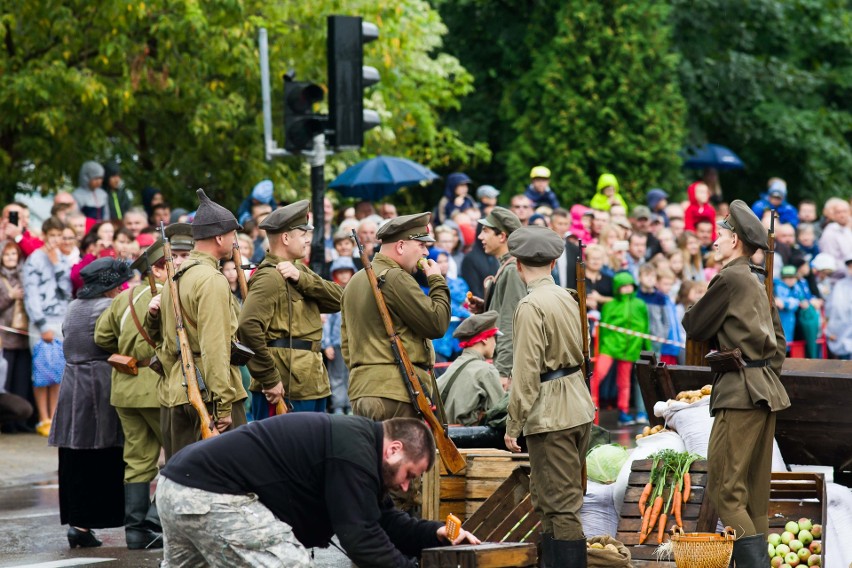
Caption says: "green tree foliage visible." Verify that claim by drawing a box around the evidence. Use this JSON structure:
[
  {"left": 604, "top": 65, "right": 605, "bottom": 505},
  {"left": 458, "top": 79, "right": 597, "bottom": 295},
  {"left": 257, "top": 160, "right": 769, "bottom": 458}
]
[
  {"left": 437, "top": 0, "right": 686, "bottom": 207},
  {"left": 671, "top": 0, "right": 852, "bottom": 204},
  {"left": 0, "top": 0, "right": 487, "bottom": 209}
]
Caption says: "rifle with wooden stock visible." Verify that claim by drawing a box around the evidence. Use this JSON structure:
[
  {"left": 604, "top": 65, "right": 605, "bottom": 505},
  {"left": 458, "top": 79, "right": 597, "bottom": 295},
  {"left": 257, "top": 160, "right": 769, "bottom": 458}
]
[
  {"left": 144, "top": 250, "right": 158, "bottom": 295},
  {"left": 159, "top": 223, "right": 218, "bottom": 439},
  {"left": 765, "top": 209, "right": 777, "bottom": 307},
  {"left": 575, "top": 240, "right": 591, "bottom": 493},
  {"left": 231, "top": 231, "right": 249, "bottom": 300},
  {"left": 351, "top": 230, "right": 466, "bottom": 474}
]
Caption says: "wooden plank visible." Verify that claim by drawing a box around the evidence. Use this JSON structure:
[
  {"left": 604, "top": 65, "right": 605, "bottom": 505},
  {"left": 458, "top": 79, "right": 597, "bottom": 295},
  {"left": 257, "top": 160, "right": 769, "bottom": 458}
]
[
  {"left": 423, "top": 455, "right": 441, "bottom": 521},
  {"left": 421, "top": 543, "right": 537, "bottom": 568},
  {"left": 466, "top": 457, "right": 530, "bottom": 479},
  {"left": 440, "top": 476, "right": 467, "bottom": 500},
  {"left": 466, "top": 479, "right": 506, "bottom": 500},
  {"left": 479, "top": 494, "right": 534, "bottom": 543},
  {"left": 626, "top": 471, "right": 708, "bottom": 489},
  {"left": 463, "top": 467, "right": 529, "bottom": 533}
]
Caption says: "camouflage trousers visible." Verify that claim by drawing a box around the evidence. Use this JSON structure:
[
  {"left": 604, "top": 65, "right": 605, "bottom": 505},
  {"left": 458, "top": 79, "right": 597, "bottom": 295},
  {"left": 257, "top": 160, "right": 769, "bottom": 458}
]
[{"left": 157, "top": 477, "right": 312, "bottom": 567}]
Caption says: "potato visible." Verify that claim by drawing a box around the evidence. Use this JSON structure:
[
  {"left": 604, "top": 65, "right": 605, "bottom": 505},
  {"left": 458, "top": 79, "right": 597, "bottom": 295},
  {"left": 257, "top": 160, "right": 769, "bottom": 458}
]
[
  {"left": 636, "top": 434, "right": 643, "bottom": 440},
  {"left": 605, "top": 543, "right": 619, "bottom": 552},
  {"left": 643, "top": 426, "right": 651, "bottom": 435},
  {"left": 590, "top": 542, "right": 604, "bottom": 549},
  {"left": 701, "top": 385, "right": 712, "bottom": 395}
]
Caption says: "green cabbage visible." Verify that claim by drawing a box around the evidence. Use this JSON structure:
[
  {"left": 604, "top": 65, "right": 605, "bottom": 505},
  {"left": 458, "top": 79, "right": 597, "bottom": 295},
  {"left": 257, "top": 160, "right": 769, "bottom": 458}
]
[{"left": 586, "top": 444, "right": 629, "bottom": 484}]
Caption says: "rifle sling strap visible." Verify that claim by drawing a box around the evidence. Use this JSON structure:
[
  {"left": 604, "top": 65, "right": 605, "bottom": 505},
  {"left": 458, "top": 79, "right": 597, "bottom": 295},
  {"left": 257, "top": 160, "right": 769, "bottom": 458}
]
[
  {"left": 128, "top": 285, "right": 157, "bottom": 348},
  {"left": 439, "top": 358, "right": 477, "bottom": 402}
]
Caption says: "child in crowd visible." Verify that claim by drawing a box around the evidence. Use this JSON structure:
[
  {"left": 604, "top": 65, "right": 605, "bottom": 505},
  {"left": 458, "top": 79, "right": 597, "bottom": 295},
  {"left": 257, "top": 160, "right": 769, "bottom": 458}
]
[
  {"left": 221, "top": 259, "right": 241, "bottom": 303},
  {"left": 795, "top": 223, "right": 819, "bottom": 263},
  {"left": 323, "top": 257, "right": 356, "bottom": 415},
  {"left": 684, "top": 181, "right": 717, "bottom": 240},
  {"left": 332, "top": 229, "right": 354, "bottom": 258},
  {"left": 592, "top": 271, "right": 650, "bottom": 426},
  {"left": 675, "top": 280, "right": 707, "bottom": 363},
  {"left": 775, "top": 264, "right": 821, "bottom": 358},
  {"left": 655, "top": 268, "right": 683, "bottom": 365},
  {"left": 423, "top": 247, "right": 470, "bottom": 363}
]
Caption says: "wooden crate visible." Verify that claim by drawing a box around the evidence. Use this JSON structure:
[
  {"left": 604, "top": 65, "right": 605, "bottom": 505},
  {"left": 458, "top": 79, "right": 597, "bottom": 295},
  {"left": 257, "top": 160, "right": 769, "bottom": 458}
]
[
  {"left": 426, "top": 449, "right": 530, "bottom": 522},
  {"left": 767, "top": 472, "right": 826, "bottom": 536},
  {"left": 420, "top": 542, "right": 537, "bottom": 568},
  {"left": 463, "top": 466, "right": 541, "bottom": 545},
  {"left": 616, "top": 459, "right": 717, "bottom": 565}
]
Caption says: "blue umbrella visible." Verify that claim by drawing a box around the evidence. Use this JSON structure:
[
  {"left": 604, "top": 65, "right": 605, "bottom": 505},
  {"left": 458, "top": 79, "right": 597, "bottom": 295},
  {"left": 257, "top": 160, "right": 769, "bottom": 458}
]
[
  {"left": 328, "top": 156, "right": 439, "bottom": 201},
  {"left": 682, "top": 144, "right": 745, "bottom": 170}
]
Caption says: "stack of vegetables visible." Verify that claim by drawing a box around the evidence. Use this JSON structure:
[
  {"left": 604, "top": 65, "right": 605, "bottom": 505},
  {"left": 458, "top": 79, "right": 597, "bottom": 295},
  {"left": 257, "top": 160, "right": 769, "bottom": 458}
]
[{"left": 637, "top": 450, "right": 702, "bottom": 544}]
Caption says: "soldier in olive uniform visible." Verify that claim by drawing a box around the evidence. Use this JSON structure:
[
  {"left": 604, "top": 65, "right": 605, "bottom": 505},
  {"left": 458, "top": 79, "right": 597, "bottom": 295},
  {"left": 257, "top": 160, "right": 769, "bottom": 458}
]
[
  {"left": 146, "top": 190, "right": 248, "bottom": 460},
  {"left": 238, "top": 200, "right": 343, "bottom": 418},
  {"left": 468, "top": 207, "right": 525, "bottom": 389},
  {"left": 94, "top": 230, "right": 194, "bottom": 549},
  {"left": 682, "top": 200, "right": 790, "bottom": 566},
  {"left": 437, "top": 311, "right": 505, "bottom": 426},
  {"left": 504, "top": 226, "right": 596, "bottom": 568},
  {"left": 341, "top": 212, "right": 450, "bottom": 420}
]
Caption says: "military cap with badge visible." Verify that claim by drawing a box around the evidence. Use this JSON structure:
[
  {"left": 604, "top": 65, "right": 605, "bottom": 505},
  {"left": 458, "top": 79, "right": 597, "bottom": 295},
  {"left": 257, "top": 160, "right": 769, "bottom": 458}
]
[
  {"left": 508, "top": 225, "right": 565, "bottom": 266},
  {"left": 478, "top": 206, "right": 522, "bottom": 236},
  {"left": 717, "top": 199, "right": 769, "bottom": 251},
  {"left": 259, "top": 200, "right": 314, "bottom": 234},
  {"left": 376, "top": 212, "right": 435, "bottom": 243}
]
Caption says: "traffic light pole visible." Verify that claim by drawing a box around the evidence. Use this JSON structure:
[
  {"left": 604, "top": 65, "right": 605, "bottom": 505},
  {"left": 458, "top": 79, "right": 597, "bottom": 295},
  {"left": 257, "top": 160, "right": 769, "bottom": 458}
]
[
  {"left": 258, "top": 28, "right": 288, "bottom": 160},
  {"left": 306, "top": 133, "right": 327, "bottom": 279}
]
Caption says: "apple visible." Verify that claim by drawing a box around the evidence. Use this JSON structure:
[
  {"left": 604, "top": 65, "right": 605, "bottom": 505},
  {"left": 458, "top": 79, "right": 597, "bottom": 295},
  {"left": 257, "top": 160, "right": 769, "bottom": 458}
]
[
  {"left": 798, "top": 518, "right": 813, "bottom": 532},
  {"left": 798, "top": 529, "right": 813, "bottom": 546},
  {"left": 781, "top": 531, "right": 795, "bottom": 545},
  {"left": 771, "top": 556, "right": 785, "bottom": 568},
  {"left": 785, "top": 551, "right": 800, "bottom": 566},
  {"left": 798, "top": 547, "right": 811, "bottom": 561},
  {"left": 786, "top": 521, "right": 801, "bottom": 534},
  {"left": 768, "top": 533, "right": 783, "bottom": 547},
  {"left": 776, "top": 543, "right": 791, "bottom": 556},
  {"left": 807, "top": 553, "right": 821, "bottom": 566},
  {"left": 769, "top": 543, "right": 776, "bottom": 557},
  {"left": 781, "top": 564, "right": 793, "bottom": 568},
  {"left": 790, "top": 539, "right": 803, "bottom": 552},
  {"left": 811, "top": 524, "right": 822, "bottom": 538},
  {"left": 809, "top": 541, "right": 822, "bottom": 555}
]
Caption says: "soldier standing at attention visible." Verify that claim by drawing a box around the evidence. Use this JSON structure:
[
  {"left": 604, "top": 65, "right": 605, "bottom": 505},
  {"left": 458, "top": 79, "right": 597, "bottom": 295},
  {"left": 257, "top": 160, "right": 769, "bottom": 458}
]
[
  {"left": 467, "top": 207, "right": 524, "bottom": 390},
  {"left": 238, "top": 200, "right": 342, "bottom": 417},
  {"left": 341, "top": 212, "right": 450, "bottom": 420},
  {"left": 437, "top": 310, "right": 505, "bottom": 426},
  {"left": 682, "top": 200, "right": 790, "bottom": 566},
  {"left": 504, "top": 225, "right": 595, "bottom": 568},
  {"left": 146, "top": 190, "right": 248, "bottom": 459}
]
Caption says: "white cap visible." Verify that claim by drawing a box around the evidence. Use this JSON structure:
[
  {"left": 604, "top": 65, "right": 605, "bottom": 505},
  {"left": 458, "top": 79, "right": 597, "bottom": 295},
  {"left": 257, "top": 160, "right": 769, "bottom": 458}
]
[{"left": 811, "top": 252, "right": 836, "bottom": 272}]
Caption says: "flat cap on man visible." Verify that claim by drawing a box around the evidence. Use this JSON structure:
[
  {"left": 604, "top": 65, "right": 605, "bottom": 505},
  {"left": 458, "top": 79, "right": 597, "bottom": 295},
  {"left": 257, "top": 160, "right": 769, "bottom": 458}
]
[
  {"left": 478, "top": 206, "right": 521, "bottom": 236},
  {"left": 717, "top": 199, "right": 769, "bottom": 251},
  {"left": 164, "top": 223, "right": 195, "bottom": 251},
  {"left": 376, "top": 212, "right": 435, "bottom": 243},
  {"left": 453, "top": 310, "right": 501, "bottom": 340},
  {"left": 131, "top": 240, "right": 165, "bottom": 274},
  {"left": 259, "top": 200, "right": 313, "bottom": 234},
  {"left": 508, "top": 225, "right": 565, "bottom": 267},
  {"left": 630, "top": 205, "right": 652, "bottom": 220},
  {"left": 191, "top": 189, "right": 242, "bottom": 240}
]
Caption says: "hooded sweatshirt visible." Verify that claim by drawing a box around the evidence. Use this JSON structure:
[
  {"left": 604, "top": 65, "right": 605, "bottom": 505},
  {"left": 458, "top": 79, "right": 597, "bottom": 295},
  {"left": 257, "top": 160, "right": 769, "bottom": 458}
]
[
  {"left": 439, "top": 173, "right": 476, "bottom": 224},
  {"left": 684, "top": 182, "right": 717, "bottom": 240},
  {"left": 598, "top": 271, "right": 650, "bottom": 361},
  {"left": 72, "top": 161, "right": 109, "bottom": 221},
  {"left": 590, "top": 173, "right": 628, "bottom": 212},
  {"left": 646, "top": 188, "right": 670, "bottom": 226}
]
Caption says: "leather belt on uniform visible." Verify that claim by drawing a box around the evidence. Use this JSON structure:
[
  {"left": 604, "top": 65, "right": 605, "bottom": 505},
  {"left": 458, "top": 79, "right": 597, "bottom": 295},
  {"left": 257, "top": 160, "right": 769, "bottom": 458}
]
[
  {"left": 743, "top": 358, "right": 770, "bottom": 368},
  {"left": 540, "top": 364, "right": 583, "bottom": 383},
  {"left": 137, "top": 358, "right": 151, "bottom": 368},
  {"left": 267, "top": 337, "right": 321, "bottom": 353}
]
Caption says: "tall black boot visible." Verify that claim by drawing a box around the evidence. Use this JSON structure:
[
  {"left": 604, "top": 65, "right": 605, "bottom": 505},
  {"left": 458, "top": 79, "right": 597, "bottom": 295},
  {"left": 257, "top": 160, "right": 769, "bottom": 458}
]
[
  {"left": 731, "top": 534, "right": 766, "bottom": 568},
  {"left": 125, "top": 482, "right": 163, "bottom": 550},
  {"left": 552, "top": 538, "right": 587, "bottom": 568},
  {"left": 539, "top": 533, "right": 555, "bottom": 568}
]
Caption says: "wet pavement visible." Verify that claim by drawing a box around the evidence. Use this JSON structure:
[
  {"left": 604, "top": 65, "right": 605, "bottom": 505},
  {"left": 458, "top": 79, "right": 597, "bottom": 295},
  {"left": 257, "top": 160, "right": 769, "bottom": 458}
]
[{"left": 0, "top": 410, "right": 641, "bottom": 567}]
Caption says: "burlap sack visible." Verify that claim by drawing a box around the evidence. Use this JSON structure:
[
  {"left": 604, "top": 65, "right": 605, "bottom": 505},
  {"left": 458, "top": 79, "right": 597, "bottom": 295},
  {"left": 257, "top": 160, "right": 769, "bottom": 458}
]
[{"left": 586, "top": 535, "right": 632, "bottom": 568}]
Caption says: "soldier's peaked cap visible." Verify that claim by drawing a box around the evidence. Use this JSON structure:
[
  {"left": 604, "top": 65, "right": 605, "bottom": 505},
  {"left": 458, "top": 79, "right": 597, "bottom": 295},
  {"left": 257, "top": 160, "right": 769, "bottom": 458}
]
[
  {"left": 130, "top": 239, "right": 165, "bottom": 274},
  {"left": 508, "top": 225, "right": 564, "bottom": 267},
  {"left": 717, "top": 199, "right": 768, "bottom": 250},
  {"left": 376, "top": 212, "right": 435, "bottom": 243},
  {"left": 259, "top": 200, "right": 313, "bottom": 233},
  {"left": 478, "top": 206, "right": 521, "bottom": 236},
  {"left": 164, "top": 222, "right": 195, "bottom": 251},
  {"left": 453, "top": 310, "right": 502, "bottom": 340},
  {"left": 191, "top": 189, "right": 242, "bottom": 239}
]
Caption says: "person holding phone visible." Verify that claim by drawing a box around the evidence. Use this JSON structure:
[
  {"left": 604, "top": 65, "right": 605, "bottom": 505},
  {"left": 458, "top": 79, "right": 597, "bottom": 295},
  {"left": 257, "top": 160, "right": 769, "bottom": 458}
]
[{"left": 2, "top": 203, "right": 44, "bottom": 258}]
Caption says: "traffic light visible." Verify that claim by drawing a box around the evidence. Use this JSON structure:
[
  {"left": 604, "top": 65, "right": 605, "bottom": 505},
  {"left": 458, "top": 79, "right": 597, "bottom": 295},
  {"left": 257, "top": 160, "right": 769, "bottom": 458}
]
[
  {"left": 327, "top": 15, "right": 380, "bottom": 150},
  {"left": 283, "top": 77, "right": 325, "bottom": 154}
]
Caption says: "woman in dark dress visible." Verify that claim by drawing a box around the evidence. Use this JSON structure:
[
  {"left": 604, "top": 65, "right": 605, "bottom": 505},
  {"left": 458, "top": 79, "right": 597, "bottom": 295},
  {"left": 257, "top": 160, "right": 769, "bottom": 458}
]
[{"left": 49, "top": 257, "right": 132, "bottom": 547}]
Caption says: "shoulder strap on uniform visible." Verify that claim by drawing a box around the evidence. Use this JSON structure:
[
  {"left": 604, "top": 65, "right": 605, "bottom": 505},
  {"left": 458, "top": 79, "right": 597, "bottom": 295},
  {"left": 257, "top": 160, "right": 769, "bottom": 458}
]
[
  {"left": 174, "top": 262, "right": 202, "bottom": 329},
  {"left": 440, "top": 358, "right": 478, "bottom": 402},
  {"left": 127, "top": 285, "right": 157, "bottom": 348}
]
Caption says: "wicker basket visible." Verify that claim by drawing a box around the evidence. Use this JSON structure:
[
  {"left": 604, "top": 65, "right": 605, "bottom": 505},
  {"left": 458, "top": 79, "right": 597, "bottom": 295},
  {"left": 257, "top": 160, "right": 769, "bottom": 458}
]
[{"left": 670, "top": 526, "right": 736, "bottom": 568}]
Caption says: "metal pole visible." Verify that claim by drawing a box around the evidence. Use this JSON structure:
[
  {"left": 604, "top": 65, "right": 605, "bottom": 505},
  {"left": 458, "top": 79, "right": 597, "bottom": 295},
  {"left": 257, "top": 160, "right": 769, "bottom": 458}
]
[
  {"left": 309, "top": 132, "right": 327, "bottom": 278},
  {"left": 259, "top": 28, "right": 287, "bottom": 160}
]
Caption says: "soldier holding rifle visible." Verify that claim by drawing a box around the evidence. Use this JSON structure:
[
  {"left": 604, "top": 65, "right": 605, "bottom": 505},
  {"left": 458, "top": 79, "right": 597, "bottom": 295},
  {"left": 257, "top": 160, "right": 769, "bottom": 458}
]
[
  {"left": 341, "top": 212, "right": 450, "bottom": 421},
  {"left": 682, "top": 200, "right": 790, "bottom": 567},
  {"left": 503, "top": 226, "right": 595, "bottom": 568},
  {"left": 238, "top": 200, "right": 342, "bottom": 418},
  {"left": 146, "top": 190, "right": 247, "bottom": 459}
]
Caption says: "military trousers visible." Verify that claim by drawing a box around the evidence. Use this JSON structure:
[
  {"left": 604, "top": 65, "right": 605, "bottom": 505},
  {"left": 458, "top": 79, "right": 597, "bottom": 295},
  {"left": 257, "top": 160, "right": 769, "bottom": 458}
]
[
  {"left": 115, "top": 406, "right": 163, "bottom": 483},
  {"left": 707, "top": 407, "right": 775, "bottom": 537},
  {"left": 161, "top": 402, "right": 247, "bottom": 461},
  {"left": 526, "top": 422, "right": 591, "bottom": 540},
  {"left": 157, "top": 477, "right": 311, "bottom": 568},
  {"left": 351, "top": 397, "right": 418, "bottom": 421}
]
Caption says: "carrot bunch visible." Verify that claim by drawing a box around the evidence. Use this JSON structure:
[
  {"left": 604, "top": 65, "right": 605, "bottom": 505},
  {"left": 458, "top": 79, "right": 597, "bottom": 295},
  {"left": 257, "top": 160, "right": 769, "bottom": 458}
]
[{"left": 637, "top": 450, "right": 702, "bottom": 544}]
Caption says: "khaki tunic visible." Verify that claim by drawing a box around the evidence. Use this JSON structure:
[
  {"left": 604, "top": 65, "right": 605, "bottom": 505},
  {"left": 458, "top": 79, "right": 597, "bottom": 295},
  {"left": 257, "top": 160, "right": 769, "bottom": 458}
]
[
  {"left": 506, "top": 276, "right": 595, "bottom": 439},
  {"left": 437, "top": 349, "right": 504, "bottom": 426},
  {"left": 95, "top": 284, "right": 161, "bottom": 409},
  {"left": 146, "top": 251, "right": 247, "bottom": 417},
  {"left": 682, "top": 256, "right": 790, "bottom": 415},
  {"left": 237, "top": 254, "right": 342, "bottom": 400},
  {"left": 484, "top": 253, "right": 527, "bottom": 377},
  {"left": 341, "top": 253, "right": 450, "bottom": 404}
]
